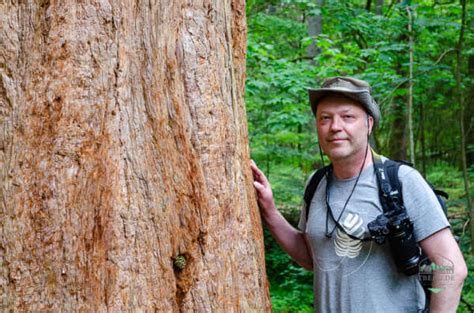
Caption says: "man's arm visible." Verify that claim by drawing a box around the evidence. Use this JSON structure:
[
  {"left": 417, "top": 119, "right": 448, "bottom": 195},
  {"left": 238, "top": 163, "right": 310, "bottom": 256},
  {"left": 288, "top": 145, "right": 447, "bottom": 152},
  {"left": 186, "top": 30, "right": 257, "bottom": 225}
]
[
  {"left": 250, "top": 160, "right": 313, "bottom": 270},
  {"left": 419, "top": 228, "right": 467, "bottom": 313}
]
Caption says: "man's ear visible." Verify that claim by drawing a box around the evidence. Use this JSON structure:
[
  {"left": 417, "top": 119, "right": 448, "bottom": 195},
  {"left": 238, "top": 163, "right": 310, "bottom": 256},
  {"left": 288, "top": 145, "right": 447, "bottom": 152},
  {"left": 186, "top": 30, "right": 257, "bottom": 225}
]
[{"left": 367, "top": 115, "right": 374, "bottom": 136}]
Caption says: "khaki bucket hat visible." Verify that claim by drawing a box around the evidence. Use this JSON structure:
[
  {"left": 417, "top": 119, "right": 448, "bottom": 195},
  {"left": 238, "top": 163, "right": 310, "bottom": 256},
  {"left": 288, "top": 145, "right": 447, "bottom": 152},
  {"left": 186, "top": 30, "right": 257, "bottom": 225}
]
[{"left": 308, "top": 76, "right": 381, "bottom": 126}]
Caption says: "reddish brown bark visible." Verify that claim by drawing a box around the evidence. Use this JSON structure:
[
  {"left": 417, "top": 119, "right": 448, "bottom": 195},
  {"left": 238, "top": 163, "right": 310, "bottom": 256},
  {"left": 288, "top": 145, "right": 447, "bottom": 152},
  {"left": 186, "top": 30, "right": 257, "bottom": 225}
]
[{"left": 0, "top": 1, "right": 270, "bottom": 311}]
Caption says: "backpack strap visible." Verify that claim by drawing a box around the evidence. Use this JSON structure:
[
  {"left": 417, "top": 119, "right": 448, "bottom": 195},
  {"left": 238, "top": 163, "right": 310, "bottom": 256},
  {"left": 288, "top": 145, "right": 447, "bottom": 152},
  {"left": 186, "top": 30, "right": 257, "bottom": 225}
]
[
  {"left": 383, "top": 159, "right": 404, "bottom": 204},
  {"left": 303, "top": 166, "right": 330, "bottom": 221},
  {"left": 372, "top": 152, "right": 403, "bottom": 212}
]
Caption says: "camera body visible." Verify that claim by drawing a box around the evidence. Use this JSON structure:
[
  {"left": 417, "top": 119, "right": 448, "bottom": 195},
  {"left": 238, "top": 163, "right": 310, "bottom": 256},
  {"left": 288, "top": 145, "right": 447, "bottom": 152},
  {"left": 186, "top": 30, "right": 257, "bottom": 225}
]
[{"left": 368, "top": 208, "right": 421, "bottom": 276}]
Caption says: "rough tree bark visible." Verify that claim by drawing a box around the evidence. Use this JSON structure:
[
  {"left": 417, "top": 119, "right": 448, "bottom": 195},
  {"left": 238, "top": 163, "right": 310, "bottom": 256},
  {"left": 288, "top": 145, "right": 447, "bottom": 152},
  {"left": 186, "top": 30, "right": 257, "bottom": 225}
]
[{"left": 0, "top": 1, "right": 271, "bottom": 311}]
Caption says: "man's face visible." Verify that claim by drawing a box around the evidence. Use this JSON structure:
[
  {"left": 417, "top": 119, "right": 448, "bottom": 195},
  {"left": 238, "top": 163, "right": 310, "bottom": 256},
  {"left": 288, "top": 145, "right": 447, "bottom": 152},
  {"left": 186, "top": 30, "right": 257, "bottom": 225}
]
[{"left": 316, "top": 94, "right": 373, "bottom": 163}]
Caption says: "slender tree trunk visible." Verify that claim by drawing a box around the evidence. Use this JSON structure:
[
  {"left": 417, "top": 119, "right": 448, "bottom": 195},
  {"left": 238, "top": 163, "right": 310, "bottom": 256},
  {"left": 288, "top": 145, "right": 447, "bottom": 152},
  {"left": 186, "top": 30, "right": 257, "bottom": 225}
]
[
  {"left": 453, "top": 0, "right": 473, "bottom": 254},
  {"left": 366, "top": 0, "right": 373, "bottom": 12},
  {"left": 387, "top": 100, "right": 407, "bottom": 159},
  {"left": 0, "top": 1, "right": 271, "bottom": 311},
  {"left": 387, "top": 62, "right": 407, "bottom": 160},
  {"left": 307, "top": 0, "right": 324, "bottom": 173},
  {"left": 407, "top": 6, "right": 415, "bottom": 166},
  {"left": 468, "top": 56, "right": 474, "bottom": 168},
  {"left": 307, "top": 0, "right": 324, "bottom": 63},
  {"left": 386, "top": 6, "right": 412, "bottom": 161},
  {"left": 376, "top": 0, "right": 384, "bottom": 15},
  {"left": 420, "top": 99, "right": 426, "bottom": 176}
]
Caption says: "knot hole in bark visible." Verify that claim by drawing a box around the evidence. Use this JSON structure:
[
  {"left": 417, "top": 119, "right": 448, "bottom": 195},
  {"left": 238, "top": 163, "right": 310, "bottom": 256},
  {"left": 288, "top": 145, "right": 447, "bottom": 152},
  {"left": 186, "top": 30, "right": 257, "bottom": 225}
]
[{"left": 172, "top": 252, "right": 195, "bottom": 309}]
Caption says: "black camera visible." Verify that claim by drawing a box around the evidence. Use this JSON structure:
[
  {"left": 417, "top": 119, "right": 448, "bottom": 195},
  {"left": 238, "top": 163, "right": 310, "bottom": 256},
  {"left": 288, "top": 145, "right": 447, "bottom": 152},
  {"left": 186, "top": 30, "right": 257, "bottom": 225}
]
[{"left": 368, "top": 210, "right": 421, "bottom": 276}]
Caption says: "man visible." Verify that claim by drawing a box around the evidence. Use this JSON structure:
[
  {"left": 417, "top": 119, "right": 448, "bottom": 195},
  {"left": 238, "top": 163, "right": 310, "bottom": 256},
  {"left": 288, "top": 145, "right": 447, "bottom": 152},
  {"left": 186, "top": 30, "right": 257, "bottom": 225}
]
[{"left": 250, "top": 77, "right": 467, "bottom": 313}]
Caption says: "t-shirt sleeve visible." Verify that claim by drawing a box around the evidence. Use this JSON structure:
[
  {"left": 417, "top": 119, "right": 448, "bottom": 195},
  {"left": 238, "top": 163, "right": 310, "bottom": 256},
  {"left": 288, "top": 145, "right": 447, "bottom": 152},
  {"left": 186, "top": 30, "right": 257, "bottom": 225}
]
[
  {"left": 298, "top": 170, "right": 317, "bottom": 232},
  {"left": 298, "top": 202, "right": 307, "bottom": 232},
  {"left": 398, "top": 165, "right": 450, "bottom": 242}
]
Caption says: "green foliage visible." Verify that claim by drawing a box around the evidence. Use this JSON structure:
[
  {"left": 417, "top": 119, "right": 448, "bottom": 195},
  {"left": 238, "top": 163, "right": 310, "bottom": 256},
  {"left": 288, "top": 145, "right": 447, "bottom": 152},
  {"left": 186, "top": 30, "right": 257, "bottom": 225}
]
[
  {"left": 246, "top": 0, "right": 473, "bottom": 311},
  {"left": 264, "top": 229, "right": 313, "bottom": 312},
  {"left": 428, "top": 162, "right": 468, "bottom": 202}
]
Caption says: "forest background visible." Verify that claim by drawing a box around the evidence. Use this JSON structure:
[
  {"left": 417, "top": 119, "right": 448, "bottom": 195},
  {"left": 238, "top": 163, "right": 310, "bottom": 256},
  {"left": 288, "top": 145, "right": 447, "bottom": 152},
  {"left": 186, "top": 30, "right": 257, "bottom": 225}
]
[{"left": 244, "top": 0, "right": 473, "bottom": 312}]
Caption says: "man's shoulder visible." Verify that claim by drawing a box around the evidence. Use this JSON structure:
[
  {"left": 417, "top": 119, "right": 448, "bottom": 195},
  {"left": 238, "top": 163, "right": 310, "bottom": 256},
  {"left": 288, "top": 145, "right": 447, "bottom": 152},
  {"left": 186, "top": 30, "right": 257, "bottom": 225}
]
[
  {"left": 380, "top": 155, "right": 420, "bottom": 182},
  {"left": 305, "top": 166, "right": 329, "bottom": 185}
]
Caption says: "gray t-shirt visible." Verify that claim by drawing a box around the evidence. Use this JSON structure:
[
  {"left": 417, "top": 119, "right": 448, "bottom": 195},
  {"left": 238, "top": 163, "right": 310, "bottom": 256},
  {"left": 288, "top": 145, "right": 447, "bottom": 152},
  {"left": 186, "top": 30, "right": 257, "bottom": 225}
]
[{"left": 298, "top": 160, "right": 449, "bottom": 313}]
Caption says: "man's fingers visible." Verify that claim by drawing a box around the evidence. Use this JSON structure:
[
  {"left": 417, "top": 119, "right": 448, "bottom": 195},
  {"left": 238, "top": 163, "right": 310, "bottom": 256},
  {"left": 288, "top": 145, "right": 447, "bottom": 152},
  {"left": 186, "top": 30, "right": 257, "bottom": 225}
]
[
  {"left": 254, "top": 181, "right": 266, "bottom": 191},
  {"left": 252, "top": 170, "right": 267, "bottom": 185},
  {"left": 250, "top": 160, "right": 271, "bottom": 193},
  {"left": 250, "top": 160, "right": 265, "bottom": 179},
  {"left": 250, "top": 160, "right": 260, "bottom": 174}
]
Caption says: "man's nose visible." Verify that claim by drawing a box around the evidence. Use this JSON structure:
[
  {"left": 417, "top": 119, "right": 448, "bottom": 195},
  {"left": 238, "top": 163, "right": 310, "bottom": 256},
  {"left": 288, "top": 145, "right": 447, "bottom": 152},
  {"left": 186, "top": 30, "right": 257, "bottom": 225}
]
[{"left": 330, "top": 117, "right": 343, "bottom": 131}]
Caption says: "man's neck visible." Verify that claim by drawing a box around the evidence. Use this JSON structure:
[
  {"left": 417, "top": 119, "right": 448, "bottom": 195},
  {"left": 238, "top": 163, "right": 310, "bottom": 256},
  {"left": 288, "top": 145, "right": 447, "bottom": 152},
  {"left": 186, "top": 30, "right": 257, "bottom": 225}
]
[{"left": 331, "top": 149, "right": 373, "bottom": 179}]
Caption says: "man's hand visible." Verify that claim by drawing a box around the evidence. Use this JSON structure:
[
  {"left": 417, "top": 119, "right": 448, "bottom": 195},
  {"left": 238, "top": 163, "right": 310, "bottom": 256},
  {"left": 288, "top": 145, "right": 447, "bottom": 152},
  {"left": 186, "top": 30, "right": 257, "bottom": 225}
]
[{"left": 250, "top": 160, "right": 276, "bottom": 213}]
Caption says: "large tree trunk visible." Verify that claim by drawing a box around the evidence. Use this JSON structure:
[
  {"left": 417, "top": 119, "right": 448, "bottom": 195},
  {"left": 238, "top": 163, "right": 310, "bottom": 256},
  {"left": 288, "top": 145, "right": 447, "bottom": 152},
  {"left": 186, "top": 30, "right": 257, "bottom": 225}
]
[{"left": 0, "top": 1, "right": 271, "bottom": 311}]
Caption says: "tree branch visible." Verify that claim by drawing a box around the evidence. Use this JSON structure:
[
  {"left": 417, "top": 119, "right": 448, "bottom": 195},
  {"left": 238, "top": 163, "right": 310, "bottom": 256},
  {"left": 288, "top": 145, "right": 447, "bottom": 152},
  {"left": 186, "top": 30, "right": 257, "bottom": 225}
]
[{"left": 379, "top": 48, "right": 456, "bottom": 106}]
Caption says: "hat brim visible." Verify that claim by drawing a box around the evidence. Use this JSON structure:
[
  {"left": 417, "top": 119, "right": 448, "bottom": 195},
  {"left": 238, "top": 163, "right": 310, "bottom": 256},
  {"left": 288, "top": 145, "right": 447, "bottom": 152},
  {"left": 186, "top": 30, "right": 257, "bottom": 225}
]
[
  {"left": 308, "top": 88, "right": 369, "bottom": 114},
  {"left": 308, "top": 88, "right": 380, "bottom": 127}
]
